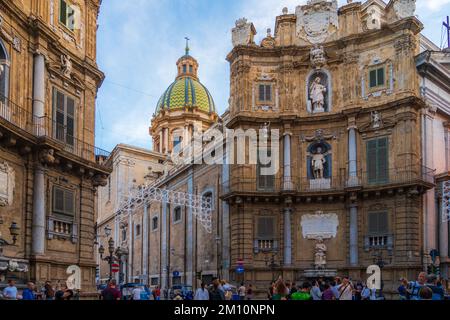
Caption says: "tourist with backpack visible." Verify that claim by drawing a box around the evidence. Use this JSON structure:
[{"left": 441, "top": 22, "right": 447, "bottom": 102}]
[{"left": 408, "top": 272, "right": 427, "bottom": 301}]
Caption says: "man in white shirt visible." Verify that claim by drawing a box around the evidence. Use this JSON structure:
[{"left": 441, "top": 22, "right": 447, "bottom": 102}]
[
  {"left": 337, "top": 277, "right": 354, "bottom": 301},
  {"left": 238, "top": 283, "right": 246, "bottom": 300},
  {"left": 132, "top": 286, "right": 143, "bottom": 300}
]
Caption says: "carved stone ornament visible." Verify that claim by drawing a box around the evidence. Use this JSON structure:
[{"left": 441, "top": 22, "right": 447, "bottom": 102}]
[
  {"left": 0, "top": 259, "right": 28, "bottom": 273},
  {"left": 39, "top": 149, "right": 56, "bottom": 165},
  {"left": 93, "top": 174, "right": 108, "bottom": 187},
  {"left": 261, "top": 28, "right": 276, "bottom": 49},
  {"left": 301, "top": 129, "right": 336, "bottom": 142},
  {"left": 310, "top": 45, "right": 326, "bottom": 69},
  {"left": 393, "top": 0, "right": 416, "bottom": 20},
  {"left": 296, "top": 0, "right": 339, "bottom": 44},
  {"left": 232, "top": 18, "right": 256, "bottom": 47},
  {"left": 371, "top": 111, "right": 383, "bottom": 129},
  {"left": 0, "top": 161, "right": 15, "bottom": 207},
  {"left": 301, "top": 211, "right": 339, "bottom": 240}
]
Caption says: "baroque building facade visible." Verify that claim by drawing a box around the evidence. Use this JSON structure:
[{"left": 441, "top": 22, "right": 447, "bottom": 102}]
[
  {"left": 96, "top": 0, "right": 450, "bottom": 298},
  {"left": 0, "top": 0, "right": 109, "bottom": 296}
]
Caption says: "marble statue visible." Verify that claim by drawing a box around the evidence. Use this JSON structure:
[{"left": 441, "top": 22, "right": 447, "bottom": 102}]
[
  {"left": 311, "top": 147, "right": 326, "bottom": 179},
  {"left": 0, "top": 64, "right": 4, "bottom": 77},
  {"left": 314, "top": 237, "right": 327, "bottom": 269},
  {"left": 61, "top": 54, "right": 72, "bottom": 78},
  {"left": 371, "top": 111, "right": 382, "bottom": 129},
  {"left": 309, "top": 77, "right": 327, "bottom": 113}
]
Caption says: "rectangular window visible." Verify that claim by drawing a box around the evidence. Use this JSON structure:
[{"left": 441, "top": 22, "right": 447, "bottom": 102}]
[
  {"left": 257, "top": 149, "right": 275, "bottom": 190},
  {"left": 122, "top": 229, "right": 127, "bottom": 242},
  {"left": 183, "top": 65, "right": 187, "bottom": 73},
  {"left": 135, "top": 224, "right": 141, "bottom": 237},
  {"left": 151, "top": 277, "right": 159, "bottom": 286},
  {"left": 369, "top": 67, "right": 385, "bottom": 89},
  {"left": 173, "top": 207, "right": 182, "bottom": 223},
  {"left": 367, "top": 137, "right": 389, "bottom": 184},
  {"left": 53, "top": 88, "right": 75, "bottom": 146},
  {"left": 368, "top": 212, "right": 388, "bottom": 235},
  {"left": 258, "top": 84, "right": 272, "bottom": 102},
  {"left": 59, "top": 0, "right": 76, "bottom": 31},
  {"left": 172, "top": 276, "right": 182, "bottom": 286},
  {"left": 189, "top": 65, "right": 193, "bottom": 73},
  {"left": 53, "top": 186, "right": 75, "bottom": 216},
  {"left": 152, "top": 216, "right": 159, "bottom": 231},
  {"left": 256, "top": 216, "right": 275, "bottom": 240}
]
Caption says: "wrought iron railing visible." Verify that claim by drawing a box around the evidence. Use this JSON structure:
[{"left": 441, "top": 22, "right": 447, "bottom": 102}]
[
  {"left": 222, "top": 166, "right": 435, "bottom": 195},
  {"left": 0, "top": 94, "right": 110, "bottom": 162}
]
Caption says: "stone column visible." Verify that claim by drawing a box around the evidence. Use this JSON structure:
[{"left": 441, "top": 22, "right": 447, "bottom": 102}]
[
  {"left": 33, "top": 53, "right": 46, "bottom": 135},
  {"left": 164, "top": 128, "right": 169, "bottom": 154},
  {"left": 186, "top": 172, "right": 194, "bottom": 286},
  {"left": 32, "top": 165, "right": 46, "bottom": 255},
  {"left": 284, "top": 208, "right": 292, "bottom": 265},
  {"left": 440, "top": 181, "right": 449, "bottom": 260},
  {"left": 283, "top": 133, "right": 292, "bottom": 190},
  {"left": 349, "top": 204, "right": 358, "bottom": 266},
  {"left": 159, "top": 131, "right": 163, "bottom": 153},
  {"left": 347, "top": 122, "right": 358, "bottom": 187},
  {"left": 142, "top": 205, "right": 149, "bottom": 284},
  {"left": 221, "top": 152, "right": 230, "bottom": 278},
  {"left": 128, "top": 214, "right": 133, "bottom": 283},
  {"left": 161, "top": 200, "right": 168, "bottom": 292}
]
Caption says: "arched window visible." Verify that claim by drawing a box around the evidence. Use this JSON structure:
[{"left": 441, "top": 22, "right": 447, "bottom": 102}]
[
  {"left": 202, "top": 191, "right": 214, "bottom": 211},
  {"left": 0, "top": 39, "right": 10, "bottom": 106}
]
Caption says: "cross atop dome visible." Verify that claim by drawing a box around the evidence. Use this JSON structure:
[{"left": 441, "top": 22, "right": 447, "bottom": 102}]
[{"left": 185, "top": 36, "right": 190, "bottom": 55}]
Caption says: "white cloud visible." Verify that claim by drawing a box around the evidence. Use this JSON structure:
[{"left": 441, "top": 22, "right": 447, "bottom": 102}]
[{"left": 418, "top": 0, "right": 450, "bottom": 11}]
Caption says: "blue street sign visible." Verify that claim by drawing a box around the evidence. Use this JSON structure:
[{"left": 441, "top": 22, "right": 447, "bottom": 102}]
[
  {"left": 236, "top": 266, "right": 244, "bottom": 274},
  {"left": 173, "top": 271, "right": 180, "bottom": 277}
]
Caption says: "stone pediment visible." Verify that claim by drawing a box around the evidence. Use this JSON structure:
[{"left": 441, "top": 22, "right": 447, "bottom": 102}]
[{"left": 358, "top": 113, "right": 395, "bottom": 134}]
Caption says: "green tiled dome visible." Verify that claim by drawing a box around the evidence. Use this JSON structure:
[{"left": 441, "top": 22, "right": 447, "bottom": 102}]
[{"left": 156, "top": 77, "right": 216, "bottom": 114}]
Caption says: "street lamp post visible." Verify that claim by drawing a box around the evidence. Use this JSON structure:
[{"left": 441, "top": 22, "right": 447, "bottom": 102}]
[
  {"left": 97, "top": 226, "right": 127, "bottom": 283},
  {"left": 0, "top": 221, "right": 20, "bottom": 256},
  {"left": 371, "top": 249, "right": 391, "bottom": 300}
]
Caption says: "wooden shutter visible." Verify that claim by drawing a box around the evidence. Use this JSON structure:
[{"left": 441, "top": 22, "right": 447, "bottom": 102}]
[
  {"left": 367, "top": 140, "right": 378, "bottom": 183},
  {"left": 377, "top": 68, "right": 385, "bottom": 86},
  {"left": 368, "top": 212, "right": 388, "bottom": 235},
  {"left": 259, "top": 84, "right": 265, "bottom": 101},
  {"left": 265, "top": 85, "right": 272, "bottom": 101},
  {"left": 258, "top": 149, "right": 274, "bottom": 190},
  {"left": 66, "top": 97, "right": 75, "bottom": 146},
  {"left": 53, "top": 187, "right": 75, "bottom": 216},
  {"left": 369, "top": 70, "right": 377, "bottom": 88},
  {"left": 257, "top": 217, "right": 274, "bottom": 239},
  {"left": 377, "top": 138, "right": 388, "bottom": 182},
  {"left": 59, "top": 0, "right": 67, "bottom": 25}
]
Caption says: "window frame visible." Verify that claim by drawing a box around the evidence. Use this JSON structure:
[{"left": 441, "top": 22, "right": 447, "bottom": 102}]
[
  {"left": 135, "top": 224, "right": 141, "bottom": 237},
  {"left": 59, "top": 0, "right": 76, "bottom": 32},
  {"left": 0, "top": 40, "right": 10, "bottom": 105},
  {"left": 257, "top": 148, "right": 275, "bottom": 191},
  {"left": 52, "top": 186, "right": 76, "bottom": 217},
  {"left": 257, "top": 83, "right": 273, "bottom": 103},
  {"left": 52, "top": 87, "right": 76, "bottom": 147},
  {"left": 367, "top": 211, "right": 389, "bottom": 236},
  {"left": 173, "top": 206, "right": 182, "bottom": 224},
  {"left": 368, "top": 64, "right": 386, "bottom": 91},
  {"left": 366, "top": 137, "right": 389, "bottom": 185},
  {"left": 151, "top": 215, "right": 159, "bottom": 231}
]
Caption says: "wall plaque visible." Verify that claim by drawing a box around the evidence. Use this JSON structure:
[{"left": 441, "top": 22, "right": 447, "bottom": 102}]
[{"left": 300, "top": 211, "right": 339, "bottom": 239}]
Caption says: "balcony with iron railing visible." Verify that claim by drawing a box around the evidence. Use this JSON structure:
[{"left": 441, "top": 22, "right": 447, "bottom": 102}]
[
  {"left": 221, "top": 166, "right": 435, "bottom": 197},
  {"left": 0, "top": 95, "right": 110, "bottom": 164}
]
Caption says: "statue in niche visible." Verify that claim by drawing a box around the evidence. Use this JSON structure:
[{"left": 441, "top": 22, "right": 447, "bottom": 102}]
[
  {"left": 311, "top": 146, "right": 326, "bottom": 179},
  {"left": 309, "top": 76, "right": 327, "bottom": 113},
  {"left": 314, "top": 237, "right": 327, "bottom": 269},
  {"left": 371, "top": 111, "right": 382, "bottom": 129},
  {"left": 61, "top": 54, "right": 72, "bottom": 78}
]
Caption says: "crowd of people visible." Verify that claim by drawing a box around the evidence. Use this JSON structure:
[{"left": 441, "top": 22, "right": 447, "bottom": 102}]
[
  {"left": 0, "top": 279, "right": 76, "bottom": 300},
  {"left": 266, "top": 272, "right": 448, "bottom": 301},
  {"left": 2, "top": 271, "right": 448, "bottom": 301}
]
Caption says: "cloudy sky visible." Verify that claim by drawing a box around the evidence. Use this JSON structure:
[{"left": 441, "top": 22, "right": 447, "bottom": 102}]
[{"left": 95, "top": 0, "right": 450, "bottom": 152}]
